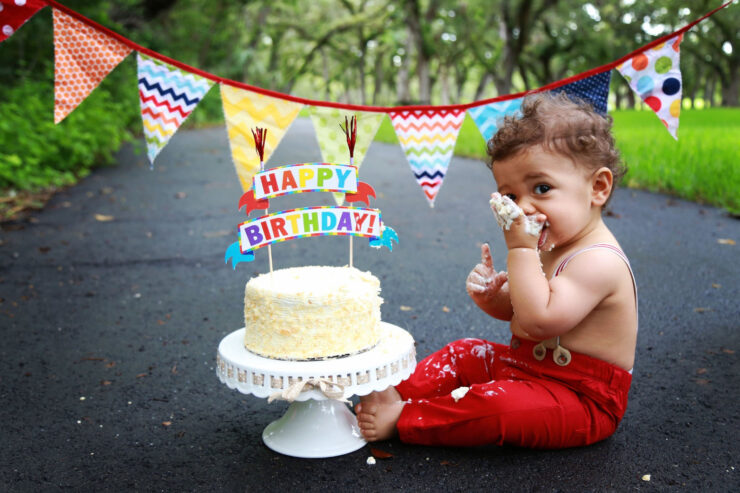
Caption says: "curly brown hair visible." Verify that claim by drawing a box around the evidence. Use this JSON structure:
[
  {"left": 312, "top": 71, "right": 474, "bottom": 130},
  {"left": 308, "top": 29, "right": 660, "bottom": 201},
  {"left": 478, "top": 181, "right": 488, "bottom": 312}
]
[{"left": 487, "top": 93, "right": 626, "bottom": 188}]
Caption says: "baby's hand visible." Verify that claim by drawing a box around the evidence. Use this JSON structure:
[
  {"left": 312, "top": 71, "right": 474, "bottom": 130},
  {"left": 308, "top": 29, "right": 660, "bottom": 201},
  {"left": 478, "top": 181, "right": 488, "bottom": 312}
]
[
  {"left": 466, "top": 243, "right": 508, "bottom": 300},
  {"left": 503, "top": 213, "right": 547, "bottom": 250}
]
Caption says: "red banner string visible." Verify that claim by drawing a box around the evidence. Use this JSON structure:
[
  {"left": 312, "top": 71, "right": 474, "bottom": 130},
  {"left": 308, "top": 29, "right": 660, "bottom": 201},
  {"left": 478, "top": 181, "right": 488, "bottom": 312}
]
[{"left": 41, "top": 0, "right": 733, "bottom": 113}]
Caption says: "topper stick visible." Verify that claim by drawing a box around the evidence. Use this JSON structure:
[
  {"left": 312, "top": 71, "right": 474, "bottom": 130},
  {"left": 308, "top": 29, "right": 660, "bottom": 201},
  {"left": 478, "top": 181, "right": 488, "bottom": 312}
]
[
  {"left": 252, "top": 127, "right": 273, "bottom": 274},
  {"left": 341, "top": 116, "right": 358, "bottom": 269},
  {"left": 349, "top": 155, "right": 355, "bottom": 268}
]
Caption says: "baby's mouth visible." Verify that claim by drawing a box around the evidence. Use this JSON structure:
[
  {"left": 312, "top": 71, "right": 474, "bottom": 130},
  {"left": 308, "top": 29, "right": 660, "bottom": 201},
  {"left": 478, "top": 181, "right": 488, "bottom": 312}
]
[{"left": 537, "top": 224, "right": 549, "bottom": 250}]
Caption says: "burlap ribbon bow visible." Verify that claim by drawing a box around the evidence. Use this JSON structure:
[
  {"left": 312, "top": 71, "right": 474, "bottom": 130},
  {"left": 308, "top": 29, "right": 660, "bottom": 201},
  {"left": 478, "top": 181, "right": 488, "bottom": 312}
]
[{"left": 268, "top": 378, "right": 350, "bottom": 404}]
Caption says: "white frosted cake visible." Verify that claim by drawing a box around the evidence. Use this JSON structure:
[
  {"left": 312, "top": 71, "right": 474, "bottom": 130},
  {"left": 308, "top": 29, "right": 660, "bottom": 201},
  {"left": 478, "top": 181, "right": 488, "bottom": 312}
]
[{"left": 243, "top": 266, "right": 383, "bottom": 360}]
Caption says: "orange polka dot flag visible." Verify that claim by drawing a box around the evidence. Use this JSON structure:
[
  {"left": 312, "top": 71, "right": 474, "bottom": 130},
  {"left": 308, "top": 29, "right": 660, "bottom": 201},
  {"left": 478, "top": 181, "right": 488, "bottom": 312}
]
[
  {"left": 617, "top": 34, "right": 683, "bottom": 140},
  {"left": 52, "top": 8, "right": 132, "bottom": 124},
  {"left": 0, "top": 0, "right": 46, "bottom": 44}
]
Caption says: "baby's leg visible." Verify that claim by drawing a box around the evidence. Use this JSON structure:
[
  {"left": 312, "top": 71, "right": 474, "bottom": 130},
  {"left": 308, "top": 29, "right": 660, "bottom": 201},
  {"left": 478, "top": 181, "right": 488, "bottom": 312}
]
[
  {"left": 355, "top": 339, "right": 501, "bottom": 442},
  {"left": 397, "top": 377, "right": 606, "bottom": 448},
  {"left": 395, "top": 338, "right": 500, "bottom": 400}
]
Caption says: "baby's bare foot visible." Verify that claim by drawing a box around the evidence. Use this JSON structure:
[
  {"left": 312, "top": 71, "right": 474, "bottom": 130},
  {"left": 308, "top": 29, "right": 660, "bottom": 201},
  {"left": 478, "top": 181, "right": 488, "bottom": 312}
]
[
  {"left": 354, "top": 386, "right": 401, "bottom": 414},
  {"left": 356, "top": 400, "right": 405, "bottom": 442}
]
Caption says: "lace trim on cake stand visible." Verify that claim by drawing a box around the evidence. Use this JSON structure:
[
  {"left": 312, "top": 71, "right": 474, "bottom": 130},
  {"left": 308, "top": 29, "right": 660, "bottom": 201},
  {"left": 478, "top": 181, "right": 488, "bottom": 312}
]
[{"left": 217, "top": 322, "right": 416, "bottom": 402}]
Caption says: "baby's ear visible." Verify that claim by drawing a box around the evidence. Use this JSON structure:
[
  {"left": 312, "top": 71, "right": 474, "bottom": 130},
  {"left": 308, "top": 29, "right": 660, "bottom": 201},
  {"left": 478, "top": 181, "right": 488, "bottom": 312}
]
[{"left": 591, "top": 167, "right": 613, "bottom": 206}]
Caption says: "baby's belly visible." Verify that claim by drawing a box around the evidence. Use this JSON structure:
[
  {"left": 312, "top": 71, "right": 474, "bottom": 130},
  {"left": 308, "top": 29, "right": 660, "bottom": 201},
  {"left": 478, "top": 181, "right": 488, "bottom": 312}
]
[{"left": 510, "top": 321, "right": 635, "bottom": 371}]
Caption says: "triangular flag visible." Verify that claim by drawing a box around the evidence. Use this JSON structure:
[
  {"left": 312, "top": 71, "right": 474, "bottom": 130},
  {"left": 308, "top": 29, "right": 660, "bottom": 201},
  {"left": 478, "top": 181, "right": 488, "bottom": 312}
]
[
  {"left": 137, "top": 53, "right": 214, "bottom": 165},
  {"left": 308, "top": 107, "right": 385, "bottom": 205},
  {"left": 617, "top": 34, "right": 683, "bottom": 139},
  {"left": 551, "top": 70, "right": 612, "bottom": 115},
  {"left": 220, "top": 85, "right": 303, "bottom": 191},
  {"left": 0, "top": 0, "right": 45, "bottom": 43},
  {"left": 53, "top": 9, "right": 132, "bottom": 124},
  {"left": 390, "top": 108, "right": 465, "bottom": 207},
  {"left": 468, "top": 97, "right": 523, "bottom": 142}
]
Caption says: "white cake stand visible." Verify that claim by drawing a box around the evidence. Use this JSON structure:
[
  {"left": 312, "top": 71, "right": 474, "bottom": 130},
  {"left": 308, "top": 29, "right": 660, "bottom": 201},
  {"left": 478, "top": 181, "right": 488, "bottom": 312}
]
[{"left": 216, "top": 322, "right": 416, "bottom": 458}]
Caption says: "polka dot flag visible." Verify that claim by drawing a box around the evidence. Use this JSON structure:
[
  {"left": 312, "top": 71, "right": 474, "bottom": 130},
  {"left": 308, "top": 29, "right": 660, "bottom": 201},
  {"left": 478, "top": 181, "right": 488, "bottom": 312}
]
[
  {"left": 0, "top": 0, "right": 46, "bottom": 44},
  {"left": 617, "top": 34, "right": 683, "bottom": 139},
  {"left": 551, "top": 70, "right": 612, "bottom": 116},
  {"left": 53, "top": 8, "right": 132, "bottom": 124}
]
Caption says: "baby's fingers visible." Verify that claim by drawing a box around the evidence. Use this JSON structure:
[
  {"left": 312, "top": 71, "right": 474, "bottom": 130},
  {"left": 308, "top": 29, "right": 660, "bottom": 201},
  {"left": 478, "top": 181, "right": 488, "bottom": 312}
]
[
  {"left": 480, "top": 243, "right": 494, "bottom": 268},
  {"left": 492, "top": 271, "right": 508, "bottom": 288}
]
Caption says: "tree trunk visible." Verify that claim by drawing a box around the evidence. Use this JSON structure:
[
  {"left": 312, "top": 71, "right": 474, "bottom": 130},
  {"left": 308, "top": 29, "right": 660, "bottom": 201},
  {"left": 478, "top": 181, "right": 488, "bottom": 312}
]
[
  {"left": 396, "top": 28, "right": 413, "bottom": 104},
  {"left": 440, "top": 65, "right": 450, "bottom": 105},
  {"left": 625, "top": 89, "right": 635, "bottom": 110},
  {"left": 418, "top": 57, "right": 431, "bottom": 104},
  {"left": 372, "top": 52, "right": 384, "bottom": 106},
  {"left": 358, "top": 39, "right": 368, "bottom": 105},
  {"left": 705, "top": 76, "right": 716, "bottom": 107},
  {"left": 474, "top": 73, "right": 492, "bottom": 101},
  {"left": 721, "top": 65, "right": 739, "bottom": 107},
  {"left": 321, "top": 48, "right": 330, "bottom": 102},
  {"left": 454, "top": 63, "right": 468, "bottom": 104}
]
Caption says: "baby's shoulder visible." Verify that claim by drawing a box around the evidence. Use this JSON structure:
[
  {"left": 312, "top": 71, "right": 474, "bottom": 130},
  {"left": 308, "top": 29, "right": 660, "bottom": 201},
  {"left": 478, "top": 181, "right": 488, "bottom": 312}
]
[{"left": 555, "top": 244, "right": 632, "bottom": 291}]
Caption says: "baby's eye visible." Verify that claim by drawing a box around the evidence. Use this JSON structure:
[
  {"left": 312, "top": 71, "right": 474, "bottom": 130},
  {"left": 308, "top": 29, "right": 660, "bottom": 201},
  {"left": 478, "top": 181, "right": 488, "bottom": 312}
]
[
  {"left": 533, "top": 184, "right": 551, "bottom": 195},
  {"left": 504, "top": 193, "right": 516, "bottom": 201}
]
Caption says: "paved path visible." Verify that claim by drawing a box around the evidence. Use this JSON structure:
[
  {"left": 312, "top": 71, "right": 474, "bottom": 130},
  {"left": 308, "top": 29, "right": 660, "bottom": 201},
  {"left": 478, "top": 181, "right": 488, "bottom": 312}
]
[{"left": 1, "top": 119, "right": 738, "bottom": 491}]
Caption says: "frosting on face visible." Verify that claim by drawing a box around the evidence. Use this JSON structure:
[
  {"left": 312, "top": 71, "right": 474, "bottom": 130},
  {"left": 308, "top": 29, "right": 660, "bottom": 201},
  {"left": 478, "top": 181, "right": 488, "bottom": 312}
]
[{"left": 489, "top": 192, "right": 544, "bottom": 236}]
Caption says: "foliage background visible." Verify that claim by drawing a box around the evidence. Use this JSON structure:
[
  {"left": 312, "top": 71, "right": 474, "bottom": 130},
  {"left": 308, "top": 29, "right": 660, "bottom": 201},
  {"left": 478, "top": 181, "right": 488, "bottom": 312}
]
[{"left": 0, "top": 0, "right": 738, "bottom": 217}]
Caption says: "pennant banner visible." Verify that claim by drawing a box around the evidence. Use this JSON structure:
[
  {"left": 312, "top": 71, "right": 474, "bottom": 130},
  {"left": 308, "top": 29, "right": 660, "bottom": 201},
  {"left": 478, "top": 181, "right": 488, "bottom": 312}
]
[
  {"left": 617, "top": 34, "right": 683, "bottom": 139},
  {"left": 468, "top": 98, "right": 523, "bottom": 142},
  {"left": 3, "top": 0, "right": 730, "bottom": 210},
  {"left": 221, "top": 84, "right": 303, "bottom": 191},
  {"left": 0, "top": 0, "right": 45, "bottom": 43},
  {"left": 551, "top": 70, "right": 612, "bottom": 115},
  {"left": 52, "top": 8, "right": 132, "bottom": 124},
  {"left": 390, "top": 109, "right": 465, "bottom": 207},
  {"left": 137, "top": 53, "right": 214, "bottom": 165},
  {"left": 308, "top": 107, "right": 385, "bottom": 204},
  {"left": 238, "top": 206, "right": 382, "bottom": 252}
]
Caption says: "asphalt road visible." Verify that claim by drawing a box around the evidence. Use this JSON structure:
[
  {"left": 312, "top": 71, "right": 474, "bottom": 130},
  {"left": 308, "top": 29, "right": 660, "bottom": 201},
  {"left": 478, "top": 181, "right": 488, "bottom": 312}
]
[{"left": 1, "top": 118, "right": 738, "bottom": 492}]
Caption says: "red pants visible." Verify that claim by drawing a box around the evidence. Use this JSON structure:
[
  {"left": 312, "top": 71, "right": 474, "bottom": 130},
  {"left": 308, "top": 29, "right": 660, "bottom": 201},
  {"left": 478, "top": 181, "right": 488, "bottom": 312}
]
[{"left": 395, "top": 337, "right": 632, "bottom": 449}]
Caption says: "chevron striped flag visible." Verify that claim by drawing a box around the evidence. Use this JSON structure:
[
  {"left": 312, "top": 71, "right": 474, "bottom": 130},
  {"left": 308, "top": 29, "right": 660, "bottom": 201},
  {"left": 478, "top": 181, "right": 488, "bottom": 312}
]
[
  {"left": 468, "top": 97, "right": 523, "bottom": 142},
  {"left": 137, "top": 53, "right": 214, "bottom": 165},
  {"left": 390, "top": 109, "right": 465, "bottom": 207}
]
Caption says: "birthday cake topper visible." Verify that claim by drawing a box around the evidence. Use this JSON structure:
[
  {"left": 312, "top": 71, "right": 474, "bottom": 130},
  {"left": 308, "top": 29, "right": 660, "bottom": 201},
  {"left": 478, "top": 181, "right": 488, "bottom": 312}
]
[{"left": 225, "top": 117, "right": 399, "bottom": 270}]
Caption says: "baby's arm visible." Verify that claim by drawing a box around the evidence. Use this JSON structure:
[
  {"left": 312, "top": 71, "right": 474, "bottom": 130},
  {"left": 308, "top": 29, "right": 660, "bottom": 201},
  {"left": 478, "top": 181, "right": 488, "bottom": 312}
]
[
  {"left": 505, "top": 220, "right": 617, "bottom": 338},
  {"left": 466, "top": 243, "right": 513, "bottom": 321}
]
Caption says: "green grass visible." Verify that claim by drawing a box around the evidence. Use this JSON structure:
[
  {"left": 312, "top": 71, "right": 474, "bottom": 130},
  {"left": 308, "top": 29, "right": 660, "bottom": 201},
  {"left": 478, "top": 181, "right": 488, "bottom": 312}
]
[
  {"left": 611, "top": 109, "right": 739, "bottom": 215},
  {"left": 374, "top": 109, "right": 740, "bottom": 215}
]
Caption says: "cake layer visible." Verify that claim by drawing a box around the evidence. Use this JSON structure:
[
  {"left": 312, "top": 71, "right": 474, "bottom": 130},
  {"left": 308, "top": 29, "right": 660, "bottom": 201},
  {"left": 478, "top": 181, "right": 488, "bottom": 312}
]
[{"left": 243, "top": 266, "right": 382, "bottom": 360}]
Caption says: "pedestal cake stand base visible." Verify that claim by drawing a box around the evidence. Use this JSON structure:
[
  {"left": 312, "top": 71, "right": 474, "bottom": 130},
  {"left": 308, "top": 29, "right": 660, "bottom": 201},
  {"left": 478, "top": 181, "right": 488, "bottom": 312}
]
[
  {"left": 263, "top": 399, "right": 364, "bottom": 458},
  {"left": 217, "top": 323, "right": 416, "bottom": 458}
]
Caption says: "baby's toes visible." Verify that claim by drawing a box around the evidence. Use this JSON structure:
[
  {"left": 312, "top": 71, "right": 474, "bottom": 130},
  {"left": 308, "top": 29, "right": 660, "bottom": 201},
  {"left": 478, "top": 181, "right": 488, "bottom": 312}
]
[{"left": 357, "top": 412, "right": 375, "bottom": 427}]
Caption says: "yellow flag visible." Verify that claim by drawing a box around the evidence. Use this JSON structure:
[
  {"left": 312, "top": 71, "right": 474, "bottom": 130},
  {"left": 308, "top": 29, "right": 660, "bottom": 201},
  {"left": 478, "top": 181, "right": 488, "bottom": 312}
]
[{"left": 221, "top": 85, "right": 303, "bottom": 191}]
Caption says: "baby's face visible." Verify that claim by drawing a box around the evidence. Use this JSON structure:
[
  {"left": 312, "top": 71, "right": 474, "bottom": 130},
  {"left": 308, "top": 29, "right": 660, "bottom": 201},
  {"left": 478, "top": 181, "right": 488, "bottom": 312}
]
[{"left": 492, "top": 146, "right": 598, "bottom": 251}]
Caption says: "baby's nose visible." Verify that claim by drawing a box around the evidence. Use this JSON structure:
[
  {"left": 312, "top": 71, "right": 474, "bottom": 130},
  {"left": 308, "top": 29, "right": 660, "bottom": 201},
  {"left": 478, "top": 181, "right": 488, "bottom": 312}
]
[{"left": 517, "top": 198, "right": 537, "bottom": 215}]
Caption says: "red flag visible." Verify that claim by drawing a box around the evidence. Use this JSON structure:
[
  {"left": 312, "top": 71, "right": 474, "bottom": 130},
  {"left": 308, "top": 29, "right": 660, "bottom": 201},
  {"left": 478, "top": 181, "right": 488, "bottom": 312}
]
[{"left": 0, "top": 0, "right": 46, "bottom": 43}]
